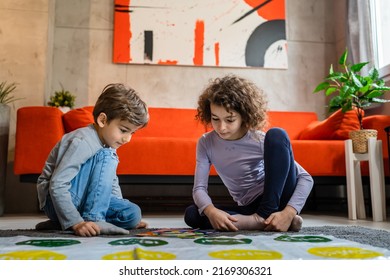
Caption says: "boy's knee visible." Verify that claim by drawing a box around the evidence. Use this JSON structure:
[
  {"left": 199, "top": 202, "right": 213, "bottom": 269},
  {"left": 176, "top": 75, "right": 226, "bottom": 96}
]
[
  {"left": 122, "top": 203, "right": 142, "bottom": 228},
  {"left": 96, "top": 148, "right": 118, "bottom": 163}
]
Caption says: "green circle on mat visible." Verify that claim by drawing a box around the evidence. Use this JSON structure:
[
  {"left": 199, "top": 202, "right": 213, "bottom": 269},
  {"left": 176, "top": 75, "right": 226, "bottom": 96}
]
[
  {"left": 274, "top": 235, "right": 332, "bottom": 243},
  {"left": 109, "top": 238, "right": 168, "bottom": 247},
  {"left": 194, "top": 237, "right": 252, "bottom": 245},
  {"left": 16, "top": 239, "right": 81, "bottom": 247}
]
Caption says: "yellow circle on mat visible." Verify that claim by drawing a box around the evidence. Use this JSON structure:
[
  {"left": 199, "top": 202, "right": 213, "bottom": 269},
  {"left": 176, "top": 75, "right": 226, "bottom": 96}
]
[
  {"left": 102, "top": 248, "right": 176, "bottom": 260},
  {"left": 102, "top": 251, "right": 135, "bottom": 260},
  {"left": 209, "top": 249, "right": 283, "bottom": 260},
  {"left": 308, "top": 247, "right": 384, "bottom": 259},
  {"left": 0, "top": 250, "right": 67, "bottom": 260}
]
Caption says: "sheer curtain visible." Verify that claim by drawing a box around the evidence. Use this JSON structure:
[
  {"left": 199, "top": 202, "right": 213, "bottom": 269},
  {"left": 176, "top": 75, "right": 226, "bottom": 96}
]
[
  {"left": 347, "top": 0, "right": 390, "bottom": 114},
  {"left": 346, "top": 0, "right": 374, "bottom": 74}
]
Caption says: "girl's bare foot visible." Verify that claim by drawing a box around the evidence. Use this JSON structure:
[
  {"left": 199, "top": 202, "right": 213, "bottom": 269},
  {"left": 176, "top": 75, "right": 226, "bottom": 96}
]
[
  {"left": 232, "top": 213, "right": 266, "bottom": 230},
  {"left": 288, "top": 215, "right": 303, "bottom": 232}
]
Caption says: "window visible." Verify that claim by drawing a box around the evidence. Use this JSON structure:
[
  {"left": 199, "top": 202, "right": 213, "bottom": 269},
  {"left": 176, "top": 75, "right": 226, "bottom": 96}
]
[{"left": 370, "top": 0, "right": 390, "bottom": 79}]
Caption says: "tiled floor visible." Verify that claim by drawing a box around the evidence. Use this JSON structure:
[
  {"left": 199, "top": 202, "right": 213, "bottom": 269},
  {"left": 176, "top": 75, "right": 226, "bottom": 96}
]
[{"left": 1, "top": 212, "right": 389, "bottom": 231}]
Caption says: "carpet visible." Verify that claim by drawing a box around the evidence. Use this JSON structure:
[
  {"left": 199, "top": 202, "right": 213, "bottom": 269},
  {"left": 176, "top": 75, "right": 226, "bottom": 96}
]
[{"left": 0, "top": 226, "right": 389, "bottom": 260}]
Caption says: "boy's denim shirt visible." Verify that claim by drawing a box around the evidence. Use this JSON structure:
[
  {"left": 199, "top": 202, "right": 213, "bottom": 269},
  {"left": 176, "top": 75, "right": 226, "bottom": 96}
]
[{"left": 37, "top": 124, "right": 122, "bottom": 230}]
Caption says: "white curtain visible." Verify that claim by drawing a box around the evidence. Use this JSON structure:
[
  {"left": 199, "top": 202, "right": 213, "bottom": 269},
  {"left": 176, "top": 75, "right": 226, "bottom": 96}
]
[{"left": 346, "top": 0, "right": 375, "bottom": 74}]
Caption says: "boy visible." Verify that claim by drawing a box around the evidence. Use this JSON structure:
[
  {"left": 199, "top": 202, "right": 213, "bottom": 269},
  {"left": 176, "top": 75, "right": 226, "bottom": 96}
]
[{"left": 36, "top": 83, "right": 149, "bottom": 237}]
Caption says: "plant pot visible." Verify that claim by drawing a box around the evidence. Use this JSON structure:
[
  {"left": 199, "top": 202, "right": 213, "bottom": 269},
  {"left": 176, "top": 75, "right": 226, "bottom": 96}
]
[
  {"left": 0, "top": 104, "right": 10, "bottom": 216},
  {"left": 58, "top": 106, "right": 71, "bottom": 113},
  {"left": 349, "top": 129, "right": 378, "bottom": 154}
]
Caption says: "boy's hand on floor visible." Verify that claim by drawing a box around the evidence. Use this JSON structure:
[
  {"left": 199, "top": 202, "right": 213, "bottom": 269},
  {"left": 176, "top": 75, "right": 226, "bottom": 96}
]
[{"left": 72, "top": 221, "right": 100, "bottom": 237}]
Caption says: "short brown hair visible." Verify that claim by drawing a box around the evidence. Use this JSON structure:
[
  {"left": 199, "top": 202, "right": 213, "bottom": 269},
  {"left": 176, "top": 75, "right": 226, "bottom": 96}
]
[{"left": 93, "top": 83, "right": 149, "bottom": 127}]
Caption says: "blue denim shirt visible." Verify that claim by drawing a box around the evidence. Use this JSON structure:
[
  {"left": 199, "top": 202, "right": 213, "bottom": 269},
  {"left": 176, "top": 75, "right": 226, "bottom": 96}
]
[{"left": 37, "top": 124, "right": 123, "bottom": 230}]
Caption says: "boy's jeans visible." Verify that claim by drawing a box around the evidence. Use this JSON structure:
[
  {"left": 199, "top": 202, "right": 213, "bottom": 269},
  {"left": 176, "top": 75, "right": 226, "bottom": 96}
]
[{"left": 44, "top": 148, "right": 141, "bottom": 229}]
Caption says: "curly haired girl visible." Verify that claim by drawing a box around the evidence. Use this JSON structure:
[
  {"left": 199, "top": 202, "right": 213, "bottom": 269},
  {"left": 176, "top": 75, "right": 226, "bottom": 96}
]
[{"left": 184, "top": 74, "right": 313, "bottom": 232}]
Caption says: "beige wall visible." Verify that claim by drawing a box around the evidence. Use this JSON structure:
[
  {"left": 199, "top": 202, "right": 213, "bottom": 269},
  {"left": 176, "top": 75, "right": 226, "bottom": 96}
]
[{"left": 1, "top": 0, "right": 347, "bottom": 213}]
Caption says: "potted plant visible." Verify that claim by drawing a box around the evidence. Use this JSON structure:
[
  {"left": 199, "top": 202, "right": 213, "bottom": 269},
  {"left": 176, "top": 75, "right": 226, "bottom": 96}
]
[
  {"left": 0, "top": 82, "right": 18, "bottom": 105},
  {"left": 0, "top": 81, "right": 19, "bottom": 216},
  {"left": 48, "top": 85, "right": 76, "bottom": 113},
  {"left": 313, "top": 48, "right": 390, "bottom": 153}
]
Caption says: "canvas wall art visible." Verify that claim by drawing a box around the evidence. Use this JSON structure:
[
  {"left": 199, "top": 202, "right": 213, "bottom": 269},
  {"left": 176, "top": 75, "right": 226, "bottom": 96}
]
[{"left": 113, "top": 0, "right": 287, "bottom": 69}]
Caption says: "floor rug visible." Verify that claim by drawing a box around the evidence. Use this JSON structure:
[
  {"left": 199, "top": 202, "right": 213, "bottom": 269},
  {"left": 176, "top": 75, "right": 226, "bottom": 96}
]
[{"left": 0, "top": 226, "right": 389, "bottom": 260}]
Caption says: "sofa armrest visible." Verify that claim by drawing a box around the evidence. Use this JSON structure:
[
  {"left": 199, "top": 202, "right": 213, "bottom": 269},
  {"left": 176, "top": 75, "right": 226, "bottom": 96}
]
[
  {"left": 363, "top": 115, "right": 390, "bottom": 154},
  {"left": 363, "top": 115, "right": 390, "bottom": 176},
  {"left": 14, "top": 106, "right": 65, "bottom": 175}
]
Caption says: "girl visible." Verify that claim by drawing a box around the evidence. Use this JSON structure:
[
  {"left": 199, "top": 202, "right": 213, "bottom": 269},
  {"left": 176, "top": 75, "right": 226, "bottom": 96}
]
[{"left": 184, "top": 75, "right": 314, "bottom": 232}]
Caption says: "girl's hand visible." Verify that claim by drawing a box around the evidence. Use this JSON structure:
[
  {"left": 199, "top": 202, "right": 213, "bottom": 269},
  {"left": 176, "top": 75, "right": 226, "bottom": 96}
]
[
  {"left": 72, "top": 221, "right": 100, "bottom": 237},
  {"left": 204, "top": 205, "right": 238, "bottom": 231},
  {"left": 264, "top": 205, "right": 296, "bottom": 232}
]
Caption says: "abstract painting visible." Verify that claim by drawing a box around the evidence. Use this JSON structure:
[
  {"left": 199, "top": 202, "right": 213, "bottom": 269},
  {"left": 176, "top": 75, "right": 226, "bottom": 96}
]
[{"left": 113, "top": 0, "right": 287, "bottom": 68}]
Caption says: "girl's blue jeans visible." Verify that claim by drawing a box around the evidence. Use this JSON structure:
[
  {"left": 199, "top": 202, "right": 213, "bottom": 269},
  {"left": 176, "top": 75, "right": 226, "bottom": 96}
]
[
  {"left": 44, "top": 148, "right": 141, "bottom": 229},
  {"left": 184, "top": 127, "right": 297, "bottom": 229}
]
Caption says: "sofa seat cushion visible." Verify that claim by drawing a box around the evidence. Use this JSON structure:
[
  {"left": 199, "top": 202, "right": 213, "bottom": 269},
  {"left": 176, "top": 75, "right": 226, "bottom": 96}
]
[
  {"left": 291, "top": 140, "right": 349, "bottom": 176},
  {"left": 298, "top": 109, "right": 361, "bottom": 140}
]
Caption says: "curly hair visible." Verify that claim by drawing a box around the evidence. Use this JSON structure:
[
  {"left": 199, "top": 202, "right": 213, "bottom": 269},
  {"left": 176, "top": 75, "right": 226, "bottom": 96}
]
[
  {"left": 93, "top": 83, "right": 149, "bottom": 127},
  {"left": 197, "top": 74, "right": 268, "bottom": 130}
]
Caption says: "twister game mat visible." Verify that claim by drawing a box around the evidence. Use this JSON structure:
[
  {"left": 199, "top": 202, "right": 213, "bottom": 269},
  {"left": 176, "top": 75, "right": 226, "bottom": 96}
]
[{"left": 1, "top": 228, "right": 390, "bottom": 260}]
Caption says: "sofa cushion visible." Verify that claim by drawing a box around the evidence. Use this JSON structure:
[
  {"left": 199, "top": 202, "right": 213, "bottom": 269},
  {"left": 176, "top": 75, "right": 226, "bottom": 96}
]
[
  {"left": 14, "top": 107, "right": 65, "bottom": 174},
  {"left": 292, "top": 140, "right": 346, "bottom": 176},
  {"left": 298, "top": 109, "right": 361, "bottom": 140},
  {"left": 267, "top": 111, "right": 318, "bottom": 140},
  {"left": 362, "top": 114, "right": 390, "bottom": 167},
  {"left": 134, "top": 107, "right": 207, "bottom": 138},
  {"left": 62, "top": 107, "right": 94, "bottom": 133}
]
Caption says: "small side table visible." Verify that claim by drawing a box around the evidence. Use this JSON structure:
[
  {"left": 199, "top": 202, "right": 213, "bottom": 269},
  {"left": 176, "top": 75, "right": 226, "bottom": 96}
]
[{"left": 345, "top": 138, "right": 386, "bottom": 222}]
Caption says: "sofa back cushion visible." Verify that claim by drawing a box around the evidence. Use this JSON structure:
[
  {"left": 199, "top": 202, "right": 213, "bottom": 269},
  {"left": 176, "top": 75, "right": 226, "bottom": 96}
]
[
  {"left": 62, "top": 107, "right": 206, "bottom": 138},
  {"left": 62, "top": 106, "right": 94, "bottom": 133},
  {"left": 133, "top": 107, "right": 207, "bottom": 138},
  {"left": 267, "top": 111, "right": 318, "bottom": 140},
  {"left": 298, "top": 109, "right": 361, "bottom": 140}
]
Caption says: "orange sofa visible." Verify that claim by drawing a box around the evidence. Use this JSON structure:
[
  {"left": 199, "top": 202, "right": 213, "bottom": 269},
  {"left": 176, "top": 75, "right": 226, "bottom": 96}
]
[{"left": 14, "top": 106, "right": 390, "bottom": 185}]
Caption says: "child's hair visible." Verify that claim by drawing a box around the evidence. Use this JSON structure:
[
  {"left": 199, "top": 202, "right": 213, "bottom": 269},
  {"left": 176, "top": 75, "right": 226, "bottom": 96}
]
[
  {"left": 93, "top": 83, "right": 149, "bottom": 127},
  {"left": 196, "top": 74, "right": 268, "bottom": 130}
]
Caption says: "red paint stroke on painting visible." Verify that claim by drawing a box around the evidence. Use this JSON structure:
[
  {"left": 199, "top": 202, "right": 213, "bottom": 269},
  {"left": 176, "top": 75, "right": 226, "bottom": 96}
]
[
  {"left": 193, "top": 20, "right": 204, "bottom": 66},
  {"left": 158, "top": 60, "right": 178, "bottom": 65},
  {"left": 214, "top": 42, "right": 220, "bottom": 66},
  {"left": 244, "top": 0, "right": 285, "bottom": 20},
  {"left": 113, "top": 0, "right": 132, "bottom": 63}
]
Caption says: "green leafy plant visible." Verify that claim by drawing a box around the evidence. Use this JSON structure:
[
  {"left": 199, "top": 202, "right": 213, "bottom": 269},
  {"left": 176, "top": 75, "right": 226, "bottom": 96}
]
[
  {"left": 313, "top": 48, "right": 390, "bottom": 129},
  {"left": 48, "top": 86, "right": 76, "bottom": 108},
  {"left": 0, "top": 81, "right": 19, "bottom": 104}
]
